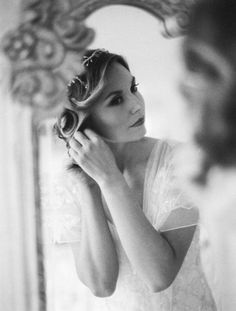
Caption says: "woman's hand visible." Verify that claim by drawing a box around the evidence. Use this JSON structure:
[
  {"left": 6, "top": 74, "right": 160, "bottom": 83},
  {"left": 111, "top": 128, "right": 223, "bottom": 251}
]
[
  {"left": 65, "top": 160, "right": 98, "bottom": 189},
  {"left": 68, "top": 129, "right": 121, "bottom": 186}
]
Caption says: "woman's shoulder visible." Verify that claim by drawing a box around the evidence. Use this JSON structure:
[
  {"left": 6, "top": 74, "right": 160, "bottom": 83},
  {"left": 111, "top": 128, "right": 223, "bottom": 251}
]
[
  {"left": 144, "top": 136, "right": 182, "bottom": 148},
  {"left": 130, "top": 137, "right": 183, "bottom": 172},
  {"left": 144, "top": 136, "right": 182, "bottom": 160}
]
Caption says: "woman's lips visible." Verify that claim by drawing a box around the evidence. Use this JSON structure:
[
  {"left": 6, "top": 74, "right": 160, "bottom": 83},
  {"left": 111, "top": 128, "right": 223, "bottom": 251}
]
[{"left": 130, "top": 117, "right": 145, "bottom": 127}]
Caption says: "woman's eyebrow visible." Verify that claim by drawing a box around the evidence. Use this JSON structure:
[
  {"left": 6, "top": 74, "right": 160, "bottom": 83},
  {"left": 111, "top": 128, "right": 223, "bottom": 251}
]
[
  {"left": 105, "top": 90, "right": 123, "bottom": 100},
  {"left": 105, "top": 76, "right": 136, "bottom": 100}
]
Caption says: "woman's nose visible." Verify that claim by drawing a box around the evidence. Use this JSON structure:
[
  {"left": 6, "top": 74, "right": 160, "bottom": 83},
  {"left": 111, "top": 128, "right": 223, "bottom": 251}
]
[{"left": 128, "top": 96, "right": 142, "bottom": 114}]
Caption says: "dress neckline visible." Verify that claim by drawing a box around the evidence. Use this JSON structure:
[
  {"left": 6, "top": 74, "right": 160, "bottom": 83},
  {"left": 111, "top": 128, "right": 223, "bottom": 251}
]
[
  {"left": 142, "top": 140, "right": 160, "bottom": 213},
  {"left": 142, "top": 139, "right": 168, "bottom": 218},
  {"left": 105, "top": 139, "right": 160, "bottom": 226}
]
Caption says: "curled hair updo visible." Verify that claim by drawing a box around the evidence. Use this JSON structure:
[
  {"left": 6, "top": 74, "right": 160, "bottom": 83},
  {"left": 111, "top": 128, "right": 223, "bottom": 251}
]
[
  {"left": 68, "top": 49, "right": 130, "bottom": 109},
  {"left": 55, "top": 49, "right": 130, "bottom": 140}
]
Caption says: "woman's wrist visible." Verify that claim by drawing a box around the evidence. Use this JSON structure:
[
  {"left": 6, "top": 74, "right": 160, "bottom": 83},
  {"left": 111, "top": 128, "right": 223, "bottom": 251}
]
[{"left": 98, "top": 171, "right": 125, "bottom": 191}]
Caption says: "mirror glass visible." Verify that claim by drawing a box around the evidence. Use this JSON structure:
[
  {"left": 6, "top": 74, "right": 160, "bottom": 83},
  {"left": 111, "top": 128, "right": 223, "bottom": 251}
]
[{"left": 40, "top": 5, "right": 186, "bottom": 311}]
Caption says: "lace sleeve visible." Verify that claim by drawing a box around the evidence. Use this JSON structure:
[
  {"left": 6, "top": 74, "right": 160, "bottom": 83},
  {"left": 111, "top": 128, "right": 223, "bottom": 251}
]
[
  {"left": 41, "top": 172, "right": 82, "bottom": 244},
  {"left": 151, "top": 141, "right": 199, "bottom": 232}
]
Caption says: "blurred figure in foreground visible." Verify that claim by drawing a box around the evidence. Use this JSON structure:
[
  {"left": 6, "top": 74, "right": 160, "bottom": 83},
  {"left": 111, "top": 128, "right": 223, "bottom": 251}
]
[{"left": 179, "top": 0, "right": 236, "bottom": 310}]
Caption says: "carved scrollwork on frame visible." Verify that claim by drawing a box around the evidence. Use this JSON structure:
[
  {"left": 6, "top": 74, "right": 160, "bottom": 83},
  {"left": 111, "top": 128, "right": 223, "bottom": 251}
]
[
  {"left": 1, "top": 1, "right": 95, "bottom": 117},
  {"left": 1, "top": 0, "right": 196, "bottom": 118}
]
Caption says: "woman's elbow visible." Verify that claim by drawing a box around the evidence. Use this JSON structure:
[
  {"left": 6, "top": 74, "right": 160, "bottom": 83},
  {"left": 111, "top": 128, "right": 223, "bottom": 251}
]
[
  {"left": 91, "top": 281, "right": 116, "bottom": 297},
  {"left": 76, "top": 265, "right": 118, "bottom": 297},
  {"left": 148, "top": 278, "right": 173, "bottom": 293},
  {"left": 147, "top": 271, "right": 178, "bottom": 293}
]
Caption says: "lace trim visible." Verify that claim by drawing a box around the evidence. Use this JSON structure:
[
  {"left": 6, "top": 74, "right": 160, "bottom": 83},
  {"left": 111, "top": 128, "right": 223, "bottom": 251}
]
[
  {"left": 143, "top": 140, "right": 196, "bottom": 231},
  {"left": 160, "top": 223, "right": 197, "bottom": 232}
]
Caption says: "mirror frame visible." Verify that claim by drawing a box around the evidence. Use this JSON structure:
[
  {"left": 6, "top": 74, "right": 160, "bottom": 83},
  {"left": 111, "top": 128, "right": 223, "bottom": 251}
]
[{"left": 0, "top": 1, "right": 195, "bottom": 310}]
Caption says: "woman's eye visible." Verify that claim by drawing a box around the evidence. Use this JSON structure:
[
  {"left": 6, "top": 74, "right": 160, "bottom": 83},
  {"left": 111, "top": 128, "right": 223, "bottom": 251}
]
[
  {"left": 131, "top": 83, "right": 139, "bottom": 93},
  {"left": 109, "top": 96, "right": 123, "bottom": 106}
]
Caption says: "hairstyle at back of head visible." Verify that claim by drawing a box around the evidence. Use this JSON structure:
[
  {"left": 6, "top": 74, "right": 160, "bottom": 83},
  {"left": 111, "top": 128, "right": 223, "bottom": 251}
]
[
  {"left": 54, "top": 49, "right": 130, "bottom": 145},
  {"left": 67, "top": 49, "right": 130, "bottom": 109},
  {"left": 188, "top": 0, "right": 236, "bottom": 65},
  {"left": 186, "top": 0, "right": 236, "bottom": 183}
]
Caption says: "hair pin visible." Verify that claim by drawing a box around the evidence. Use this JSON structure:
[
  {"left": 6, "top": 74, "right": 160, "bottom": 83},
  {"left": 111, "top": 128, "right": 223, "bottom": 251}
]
[
  {"left": 67, "top": 76, "right": 88, "bottom": 90},
  {"left": 82, "top": 49, "right": 108, "bottom": 67}
]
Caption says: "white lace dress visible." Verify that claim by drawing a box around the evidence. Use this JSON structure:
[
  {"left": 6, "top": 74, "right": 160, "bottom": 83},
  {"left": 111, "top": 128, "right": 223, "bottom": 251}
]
[{"left": 42, "top": 139, "right": 217, "bottom": 311}]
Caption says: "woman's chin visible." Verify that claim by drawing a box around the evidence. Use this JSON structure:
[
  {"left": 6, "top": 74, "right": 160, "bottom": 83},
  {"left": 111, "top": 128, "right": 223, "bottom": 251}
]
[{"left": 131, "top": 126, "right": 146, "bottom": 140}]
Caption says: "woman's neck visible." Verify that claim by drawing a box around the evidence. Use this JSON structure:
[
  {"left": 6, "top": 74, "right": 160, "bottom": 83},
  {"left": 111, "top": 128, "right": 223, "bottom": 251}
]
[
  {"left": 106, "top": 141, "right": 130, "bottom": 172},
  {"left": 106, "top": 138, "right": 149, "bottom": 172}
]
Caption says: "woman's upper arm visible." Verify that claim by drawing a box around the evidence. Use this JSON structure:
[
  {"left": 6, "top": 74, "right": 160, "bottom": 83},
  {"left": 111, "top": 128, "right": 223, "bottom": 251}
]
[
  {"left": 160, "top": 207, "right": 199, "bottom": 267},
  {"left": 154, "top": 141, "right": 199, "bottom": 265},
  {"left": 161, "top": 224, "right": 196, "bottom": 268}
]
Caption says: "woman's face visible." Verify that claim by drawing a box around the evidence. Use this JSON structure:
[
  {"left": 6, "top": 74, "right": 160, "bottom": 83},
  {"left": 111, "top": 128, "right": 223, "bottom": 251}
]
[{"left": 89, "top": 62, "right": 146, "bottom": 142}]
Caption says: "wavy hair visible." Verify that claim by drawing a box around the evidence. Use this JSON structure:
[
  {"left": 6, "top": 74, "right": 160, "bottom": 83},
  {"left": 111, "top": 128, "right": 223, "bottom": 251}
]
[{"left": 54, "top": 49, "right": 130, "bottom": 140}]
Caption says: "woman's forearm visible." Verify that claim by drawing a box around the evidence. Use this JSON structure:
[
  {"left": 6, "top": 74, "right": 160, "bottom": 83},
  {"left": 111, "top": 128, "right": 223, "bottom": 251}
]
[
  {"left": 71, "top": 186, "right": 119, "bottom": 297},
  {"left": 99, "top": 174, "right": 178, "bottom": 292}
]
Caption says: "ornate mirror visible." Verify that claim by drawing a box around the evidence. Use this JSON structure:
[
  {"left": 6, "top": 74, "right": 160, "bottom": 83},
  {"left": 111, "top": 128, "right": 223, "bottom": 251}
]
[{"left": 0, "top": 1, "right": 195, "bottom": 310}]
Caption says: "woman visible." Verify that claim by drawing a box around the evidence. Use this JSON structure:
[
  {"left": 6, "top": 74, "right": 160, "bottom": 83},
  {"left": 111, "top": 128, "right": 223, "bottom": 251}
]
[
  {"left": 179, "top": 0, "right": 236, "bottom": 309},
  {"left": 50, "top": 49, "right": 216, "bottom": 310}
]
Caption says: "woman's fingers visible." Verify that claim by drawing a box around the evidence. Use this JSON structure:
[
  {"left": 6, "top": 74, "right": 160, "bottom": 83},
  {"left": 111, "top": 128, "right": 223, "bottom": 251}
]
[
  {"left": 83, "top": 128, "right": 100, "bottom": 143},
  {"left": 74, "top": 131, "right": 90, "bottom": 146},
  {"left": 68, "top": 142, "right": 90, "bottom": 171},
  {"left": 68, "top": 131, "right": 89, "bottom": 151},
  {"left": 68, "top": 147, "right": 80, "bottom": 163},
  {"left": 69, "top": 129, "right": 102, "bottom": 152},
  {"left": 68, "top": 137, "right": 81, "bottom": 151}
]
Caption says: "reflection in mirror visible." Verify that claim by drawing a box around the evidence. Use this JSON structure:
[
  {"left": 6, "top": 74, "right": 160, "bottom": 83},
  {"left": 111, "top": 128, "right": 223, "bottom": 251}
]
[
  {"left": 39, "top": 5, "right": 205, "bottom": 311},
  {"left": 86, "top": 6, "right": 186, "bottom": 141}
]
